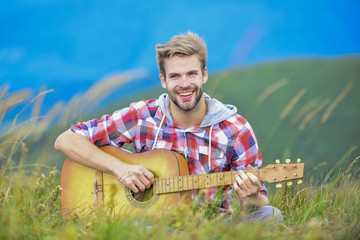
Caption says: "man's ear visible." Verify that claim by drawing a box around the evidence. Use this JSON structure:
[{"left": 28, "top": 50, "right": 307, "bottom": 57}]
[
  {"left": 202, "top": 67, "right": 208, "bottom": 84},
  {"left": 160, "top": 74, "right": 167, "bottom": 89}
]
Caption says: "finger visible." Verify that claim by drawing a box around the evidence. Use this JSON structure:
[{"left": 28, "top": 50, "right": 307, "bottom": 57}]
[
  {"left": 234, "top": 173, "right": 252, "bottom": 198},
  {"left": 136, "top": 173, "right": 151, "bottom": 189},
  {"left": 135, "top": 166, "right": 154, "bottom": 188},
  {"left": 132, "top": 178, "right": 146, "bottom": 192},
  {"left": 233, "top": 179, "right": 245, "bottom": 197},
  {"left": 139, "top": 166, "right": 155, "bottom": 184},
  {"left": 238, "top": 170, "right": 252, "bottom": 189},
  {"left": 246, "top": 172, "right": 262, "bottom": 189},
  {"left": 234, "top": 173, "right": 246, "bottom": 190},
  {"left": 127, "top": 182, "right": 139, "bottom": 193},
  {"left": 247, "top": 164, "right": 254, "bottom": 169}
]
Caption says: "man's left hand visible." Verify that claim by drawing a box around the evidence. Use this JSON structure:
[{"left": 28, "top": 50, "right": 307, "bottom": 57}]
[{"left": 233, "top": 165, "right": 262, "bottom": 199}]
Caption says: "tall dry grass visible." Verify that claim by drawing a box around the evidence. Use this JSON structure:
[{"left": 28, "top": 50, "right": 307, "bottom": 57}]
[{"left": 0, "top": 70, "right": 146, "bottom": 170}]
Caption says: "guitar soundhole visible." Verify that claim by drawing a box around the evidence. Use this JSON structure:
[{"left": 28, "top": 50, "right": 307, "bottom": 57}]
[
  {"left": 125, "top": 171, "right": 159, "bottom": 208},
  {"left": 131, "top": 185, "right": 154, "bottom": 203}
]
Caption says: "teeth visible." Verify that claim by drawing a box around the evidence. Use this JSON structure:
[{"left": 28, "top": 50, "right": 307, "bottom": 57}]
[{"left": 179, "top": 92, "right": 192, "bottom": 96}]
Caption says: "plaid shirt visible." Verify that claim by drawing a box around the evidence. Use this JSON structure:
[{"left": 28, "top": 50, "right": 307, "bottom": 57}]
[{"left": 71, "top": 96, "right": 267, "bottom": 211}]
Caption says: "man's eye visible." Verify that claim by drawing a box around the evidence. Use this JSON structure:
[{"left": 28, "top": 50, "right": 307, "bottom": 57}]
[
  {"left": 189, "top": 72, "right": 197, "bottom": 76},
  {"left": 170, "top": 74, "right": 179, "bottom": 79}
]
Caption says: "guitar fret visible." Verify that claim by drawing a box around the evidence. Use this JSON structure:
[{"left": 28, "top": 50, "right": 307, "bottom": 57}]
[
  {"left": 190, "top": 175, "right": 193, "bottom": 189},
  {"left": 205, "top": 174, "right": 210, "bottom": 188},
  {"left": 216, "top": 172, "right": 218, "bottom": 186},
  {"left": 155, "top": 179, "right": 157, "bottom": 194},
  {"left": 160, "top": 178, "right": 163, "bottom": 194},
  {"left": 170, "top": 177, "right": 172, "bottom": 192},
  {"left": 154, "top": 179, "right": 157, "bottom": 194},
  {"left": 188, "top": 175, "right": 191, "bottom": 190},
  {"left": 172, "top": 177, "right": 176, "bottom": 192},
  {"left": 186, "top": 176, "right": 189, "bottom": 190},
  {"left": 165, "top": 178, "right": 169, "bottom": 193},
  {"left": 171, "top": 177, "right": 174, "bottom": 192},
  {"left": 178, "top": 176, "right": 183, "bottom": 191},
  {"left": 199, "top": 175, "right": 204, "bottom": 188},
  {"left": 173, "top": 176, "right": 177, "bottom": 192},
  {"left": 159, "top": 178, "right": 162, "bottom": 194},
  {"left": 170, "top": 177, "right": 174, "bottom": 192},
  {"left": 175, "top": 176, "right": 178, "bottom": 191},
  {"left": 224, "top": 172, "right": 231, "bottom": 185},
  {"left": 193, "top": 175, "right": 198, "bottom": 189},
  {"left": 163, "top": 178, "right": 166, "bottom": 194}
]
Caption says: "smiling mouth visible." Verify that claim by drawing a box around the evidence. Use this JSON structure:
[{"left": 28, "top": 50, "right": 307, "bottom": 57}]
[
  {"left": 179, "top": 92, "right": 192, "bottom": 96},
  {"left": 177, "top": 90, "right": 195, "bottom": 100}
]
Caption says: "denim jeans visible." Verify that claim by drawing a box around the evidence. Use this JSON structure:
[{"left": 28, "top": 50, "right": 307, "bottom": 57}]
[{"left": 225, "top": 205, "right": 284, "bottom": 226}]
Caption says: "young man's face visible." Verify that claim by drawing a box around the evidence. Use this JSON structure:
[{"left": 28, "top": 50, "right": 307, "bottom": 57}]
[{"left": 160, "top": 54, "right": 208, "bottom": 112}]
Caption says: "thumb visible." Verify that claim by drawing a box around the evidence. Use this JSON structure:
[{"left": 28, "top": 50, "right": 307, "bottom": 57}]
[{"left": 247, "top": 164, "right": 254, "bottom": 170}]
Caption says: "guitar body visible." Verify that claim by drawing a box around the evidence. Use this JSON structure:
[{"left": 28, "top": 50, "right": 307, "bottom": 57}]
[{"left": 60, "top": 145, "right": 191, "bottom": 218}]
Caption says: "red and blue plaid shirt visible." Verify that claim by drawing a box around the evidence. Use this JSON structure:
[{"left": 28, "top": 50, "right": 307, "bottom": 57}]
[{"left": 71, "top": 96, "right": 267, "bottom": 211}]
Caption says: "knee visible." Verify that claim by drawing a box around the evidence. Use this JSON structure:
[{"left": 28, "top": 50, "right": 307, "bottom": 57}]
[{"left": 258, "top": 206, "right": 283, "bottom": 222}]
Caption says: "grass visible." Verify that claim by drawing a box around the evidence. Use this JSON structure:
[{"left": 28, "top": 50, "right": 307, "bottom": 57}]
[
  {"left": 1, "top": 57, "right": 360, "bottom": 239},
  {"left": 1, "top": 156, "right": 359, "bottom": 239}
]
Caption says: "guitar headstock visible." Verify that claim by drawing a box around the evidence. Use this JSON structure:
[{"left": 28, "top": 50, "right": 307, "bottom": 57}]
[{"left": 262, "top": 158, "right": 305, "bottom": 184}]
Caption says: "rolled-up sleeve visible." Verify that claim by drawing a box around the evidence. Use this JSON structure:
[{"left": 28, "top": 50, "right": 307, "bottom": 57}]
[{"left": 71, "top": 104, "right": 139, "bottom": 147}]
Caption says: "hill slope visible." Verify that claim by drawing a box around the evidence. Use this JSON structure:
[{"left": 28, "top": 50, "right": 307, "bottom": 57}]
[{"left": 207, "top": 57, "right": 360, "bottom": 177}]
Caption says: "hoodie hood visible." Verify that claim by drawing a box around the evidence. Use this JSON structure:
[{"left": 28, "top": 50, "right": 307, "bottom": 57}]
[{"left": 157, "top": 93, "right": 237, "bottom": 128}]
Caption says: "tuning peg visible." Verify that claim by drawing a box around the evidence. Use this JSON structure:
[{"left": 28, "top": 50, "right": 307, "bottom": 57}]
[
  {"left": 297, "top": 158, "right": 301, "bottom": 163},
  {"left": 276, "top": 183, "right": 283, "bottom": 188},
  {"left": 275, "top": 159, "right": 280, "bottom": 164},
  {"left": 285, "top": 159, "right": 291, "bottom": 164},
  {"left": 297, "top": 180, "right": 303, "bottom": 185},
  {"left": 287, "top": 181, "right": 293, "bottom": 186}
]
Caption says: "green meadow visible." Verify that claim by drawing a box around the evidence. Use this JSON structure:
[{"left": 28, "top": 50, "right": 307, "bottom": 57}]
[{"left": 1, "top": 57, "right": 359, "bottom": 239}]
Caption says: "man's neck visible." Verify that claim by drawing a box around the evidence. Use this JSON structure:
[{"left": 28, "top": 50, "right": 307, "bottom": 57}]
[{"left": 169, "top": 98, "right": 208, "bottom": 129}]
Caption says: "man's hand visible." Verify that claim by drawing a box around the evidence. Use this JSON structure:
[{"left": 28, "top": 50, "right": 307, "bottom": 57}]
[
  {"left": 233, "top": 165, "right": 269, "bottom": 209},
  {"left": 114, "top": 164, "right": 155, "bottom": 193},
  {"left": 233, "top": 165, "right": 262, "bottom": 198}
]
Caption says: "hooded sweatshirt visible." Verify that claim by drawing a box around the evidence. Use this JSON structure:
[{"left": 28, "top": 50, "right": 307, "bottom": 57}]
[{"left": 71, "top": 93, "right": 267, "bottom": 211}]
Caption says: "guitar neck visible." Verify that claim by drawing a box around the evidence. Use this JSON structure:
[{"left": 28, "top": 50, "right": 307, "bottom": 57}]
[
  {"left": 153, "top": 162, "right": 305, "bottom": 194},
  {"left": 153, "top": 170, "right": 259, "bottom": 195}
]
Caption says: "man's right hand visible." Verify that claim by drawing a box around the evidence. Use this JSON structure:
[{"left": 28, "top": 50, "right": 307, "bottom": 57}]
[{"left": 114, "top": 164, "right": 155, "bottom": 193}]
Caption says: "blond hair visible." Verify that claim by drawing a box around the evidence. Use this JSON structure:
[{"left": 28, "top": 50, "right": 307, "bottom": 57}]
[{"left": 156, "top": 31, "right": 208, "bottom": 76}]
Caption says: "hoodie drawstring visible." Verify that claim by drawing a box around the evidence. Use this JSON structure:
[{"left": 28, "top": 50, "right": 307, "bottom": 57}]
[
  {"left": 208, "top": 125, "right": 214, "bottom": 170},
  {"left": 152, "top": 114, "right": 166, "bottom": 150},
  {"left": 152, "top": 114, "right": 214, "bottom": 172}
]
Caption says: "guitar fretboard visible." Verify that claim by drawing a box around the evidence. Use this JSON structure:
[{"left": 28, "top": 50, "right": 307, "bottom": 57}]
[{"left": 153, "top": 170, "right": 260, "bottom": 194}]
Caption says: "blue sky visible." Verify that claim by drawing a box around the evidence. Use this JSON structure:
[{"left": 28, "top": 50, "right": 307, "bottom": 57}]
[{"left": 1, "top": 0, "right": 359, "bottom": 92}]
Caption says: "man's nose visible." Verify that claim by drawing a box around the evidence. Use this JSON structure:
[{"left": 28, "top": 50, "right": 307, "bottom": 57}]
[{"left": 178, "top": 76, "right": 191, "bottom": 88}]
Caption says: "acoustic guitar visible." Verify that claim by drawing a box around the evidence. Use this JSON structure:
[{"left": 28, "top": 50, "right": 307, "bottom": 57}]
[{"left": 60, "top": 145, "right": 305, "bottom": 218}]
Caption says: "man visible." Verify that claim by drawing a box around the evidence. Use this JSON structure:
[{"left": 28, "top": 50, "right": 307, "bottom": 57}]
[{"left": 55, "top": 32, "right": 282, "bottom": 221}]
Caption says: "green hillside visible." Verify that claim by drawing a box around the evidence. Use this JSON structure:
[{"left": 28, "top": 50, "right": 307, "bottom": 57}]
[{"left": 210, "top": 57, "right": 360, "bottom": 178}]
